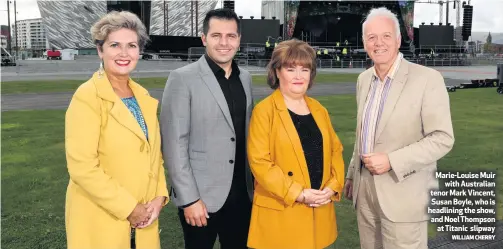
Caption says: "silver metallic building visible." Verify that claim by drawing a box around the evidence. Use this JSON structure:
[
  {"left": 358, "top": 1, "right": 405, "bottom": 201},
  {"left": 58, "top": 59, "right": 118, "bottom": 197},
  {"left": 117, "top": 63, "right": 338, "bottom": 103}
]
[
  {"left": 37, "top": 0, "right": 218, "bottom": 49},
  {"left": 261, "top": 1, "right": 285, "bottom": 25}
]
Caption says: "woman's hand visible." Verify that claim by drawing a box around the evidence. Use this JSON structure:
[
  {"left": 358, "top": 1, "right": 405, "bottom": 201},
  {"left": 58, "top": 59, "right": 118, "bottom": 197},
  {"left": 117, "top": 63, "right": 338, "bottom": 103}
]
[
  {"left": 296, "top": 189, "right": 306, "bottom": 203},
  {"left": 127, "top": 203, "right": 151, "bottom": 227},
  {"left": 297, "top": 188, "right": 335, "bottom": 207},
  {"left": 136, "top": 196, "right": 166, "bottom": 229},
  {"left": 310, "top": 187, "right": 335, "bottom": 207},
  {"left": 296, "top": 189, "right": 330, "bottom": 205}
]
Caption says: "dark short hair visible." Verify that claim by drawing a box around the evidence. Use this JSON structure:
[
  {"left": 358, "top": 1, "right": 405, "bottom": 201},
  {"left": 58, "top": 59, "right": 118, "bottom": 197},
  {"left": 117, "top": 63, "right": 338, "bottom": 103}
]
[
  {"left": 203, "top": 8, "right": 240, "bottom": 35},
  {"left": 266, "top": 39, "right": 317, "bottom": 90}
]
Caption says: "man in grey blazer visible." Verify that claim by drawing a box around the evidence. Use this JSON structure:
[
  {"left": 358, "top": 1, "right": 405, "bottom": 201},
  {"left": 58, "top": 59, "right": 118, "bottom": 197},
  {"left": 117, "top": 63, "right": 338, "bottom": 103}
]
[{"left": 160, "top": 8, "right": 254, "bottom": 249}]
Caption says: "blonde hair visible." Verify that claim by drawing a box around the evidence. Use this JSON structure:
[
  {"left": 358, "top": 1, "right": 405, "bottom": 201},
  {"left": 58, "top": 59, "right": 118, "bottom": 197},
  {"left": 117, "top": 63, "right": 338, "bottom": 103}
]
[
  {"left": 91, "top": 11, "right": 149, "bottom": 50},
  {"left": 266, "top": 39, "right": 317, "bottom": 89}
]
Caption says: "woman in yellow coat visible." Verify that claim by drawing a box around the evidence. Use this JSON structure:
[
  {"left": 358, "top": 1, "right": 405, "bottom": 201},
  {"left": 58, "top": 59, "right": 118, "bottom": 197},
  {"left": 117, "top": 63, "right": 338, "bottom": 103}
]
[
  {"left": 247, "top": 39, "right": 345, "bottom": 249},
  {"left": 65, "top": 11, "right": 169, "bottom": 249}
]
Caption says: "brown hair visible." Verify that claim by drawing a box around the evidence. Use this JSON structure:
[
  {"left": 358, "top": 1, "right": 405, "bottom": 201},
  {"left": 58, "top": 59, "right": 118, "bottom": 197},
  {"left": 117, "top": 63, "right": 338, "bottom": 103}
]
[
  {"left": 91, "top": 11, "right": 149, "bottom": 51},
  {"left": 266, "top": 39, "right": 317, "bottom": 89}
]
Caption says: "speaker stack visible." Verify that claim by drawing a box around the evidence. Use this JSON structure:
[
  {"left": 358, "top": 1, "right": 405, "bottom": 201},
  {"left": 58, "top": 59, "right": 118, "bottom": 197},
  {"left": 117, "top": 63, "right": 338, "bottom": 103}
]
[
  {"left": 223, "top": 1, "right": 235, "bottom": 11},
  {"left": 462, "top": 4, "right": 473, "bottom": 41}
]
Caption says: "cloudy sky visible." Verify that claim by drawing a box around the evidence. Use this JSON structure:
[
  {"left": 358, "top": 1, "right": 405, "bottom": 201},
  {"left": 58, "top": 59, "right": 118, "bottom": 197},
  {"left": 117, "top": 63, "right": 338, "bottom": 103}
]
[{"left": 2, "top": 0, "right": 502, "bottom": 33}]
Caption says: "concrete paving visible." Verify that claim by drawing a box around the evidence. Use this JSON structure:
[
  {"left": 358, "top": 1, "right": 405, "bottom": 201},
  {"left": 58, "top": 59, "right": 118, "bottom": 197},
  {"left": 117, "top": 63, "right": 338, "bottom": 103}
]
[
  {"left": 2, "top": 58, "right": 498, "bottom": 81},
  {"left": 0, "top": 58, "right": 496, "bottom": 111},
  {"left": 1, "top": 78, "right": 465, "bottom": 111}
]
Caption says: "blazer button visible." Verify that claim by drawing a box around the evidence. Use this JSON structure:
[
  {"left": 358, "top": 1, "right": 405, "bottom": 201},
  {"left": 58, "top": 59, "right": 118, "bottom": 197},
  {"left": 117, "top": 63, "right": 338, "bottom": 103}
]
[
  {"left": 288, "top": 171, "right": 293, "bottom": 176},
  {"left": 230, "top": 137, "right": 235, "bottom": 142},
  {"left": 229, "top": 160, "right": 234, "bottom": 164}
]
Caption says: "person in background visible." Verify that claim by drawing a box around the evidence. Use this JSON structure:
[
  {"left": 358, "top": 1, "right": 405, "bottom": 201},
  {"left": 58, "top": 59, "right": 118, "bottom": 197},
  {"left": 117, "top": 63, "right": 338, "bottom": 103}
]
[
  {"left": 246, "top": 39, "right": 345, "bottom": 249},
  {"left": 64, "top": 11, "right": 169, "bottom": 249},
  {"left": 344, "top": 7, "right": 454, "bottom": 249}
]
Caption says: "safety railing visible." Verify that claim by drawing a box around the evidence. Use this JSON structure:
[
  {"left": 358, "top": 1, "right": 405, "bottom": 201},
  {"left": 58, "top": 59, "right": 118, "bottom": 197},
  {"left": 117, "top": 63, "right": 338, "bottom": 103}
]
[{"left": 2, "top": 56, "right": 503, "bottom": 76}]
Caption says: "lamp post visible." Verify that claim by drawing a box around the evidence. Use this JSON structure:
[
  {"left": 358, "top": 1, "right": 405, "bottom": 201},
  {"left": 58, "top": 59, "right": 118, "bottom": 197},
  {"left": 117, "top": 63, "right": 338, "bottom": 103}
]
[
  {"left": 7, "top": 0, "right": 12, "bottom": 54},
  {"left": 14, "top": 0, "right": 18, "bottom": 59}
]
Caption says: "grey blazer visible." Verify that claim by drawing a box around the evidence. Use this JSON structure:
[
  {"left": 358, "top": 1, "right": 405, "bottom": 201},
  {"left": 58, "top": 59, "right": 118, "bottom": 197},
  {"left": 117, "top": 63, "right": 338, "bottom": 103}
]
[{"left": 160, "top": 56, "right": 254, "bottom": 213}]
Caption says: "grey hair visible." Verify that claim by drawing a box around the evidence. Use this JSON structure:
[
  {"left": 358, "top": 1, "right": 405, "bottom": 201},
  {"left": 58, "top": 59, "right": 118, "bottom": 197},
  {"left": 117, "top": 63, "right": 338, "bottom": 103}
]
[
  {"left": 362, "top": 7, "right": 401, "bottom": 40},
  {"left": 91, "top": 11, "right": 149, "bottom": 51}
]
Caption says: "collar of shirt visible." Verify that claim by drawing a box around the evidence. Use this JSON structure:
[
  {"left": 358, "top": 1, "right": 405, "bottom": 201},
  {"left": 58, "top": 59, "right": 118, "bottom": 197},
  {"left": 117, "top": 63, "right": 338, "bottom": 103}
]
[
  {"left": 372, "top": 52, "right": 403, "bottom": 81},
  {"left": 205, "top": 53, "right": 240, "bottom": 79}
]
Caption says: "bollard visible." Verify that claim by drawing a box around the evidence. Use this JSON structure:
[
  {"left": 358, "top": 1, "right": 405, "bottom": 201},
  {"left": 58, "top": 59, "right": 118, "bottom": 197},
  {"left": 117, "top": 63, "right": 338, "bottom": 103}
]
[
  {"left": 497, "top": 63, "right": 503, "bottom": 94},
  {"left": 497, "top": 63, "right": 503, "bottom": 84}
]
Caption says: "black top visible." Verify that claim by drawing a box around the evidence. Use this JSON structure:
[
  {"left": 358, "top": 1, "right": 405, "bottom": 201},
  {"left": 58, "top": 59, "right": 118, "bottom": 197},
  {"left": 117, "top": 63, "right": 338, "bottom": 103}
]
[
  {"left": 205, "top": 54, "right": 248, "bottom": 202},
  {"left": 289, "top": 110, "right": 324, "bottom": 190}
]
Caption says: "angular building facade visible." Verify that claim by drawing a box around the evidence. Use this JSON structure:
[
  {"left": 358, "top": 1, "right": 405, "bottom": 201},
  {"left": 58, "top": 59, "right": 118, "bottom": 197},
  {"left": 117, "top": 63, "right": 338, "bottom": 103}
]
[
  {"left": 150, "top": 0, "right": 218, "bottom": 36},
  {"left": 37, "top": 1, "right": 107, "bottom": 49},
  {"left": 37, "top": 0, "right": 218, "bottom": 49}
]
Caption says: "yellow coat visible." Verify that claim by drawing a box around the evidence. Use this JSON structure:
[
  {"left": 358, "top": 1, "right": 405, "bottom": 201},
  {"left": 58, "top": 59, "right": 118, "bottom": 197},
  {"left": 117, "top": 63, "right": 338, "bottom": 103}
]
[
  {"left": 247, "top": 90, "right": 345, "bottom": 249},
  {"left": 65, "top": 71, "right": 169, "bottom": 249}
]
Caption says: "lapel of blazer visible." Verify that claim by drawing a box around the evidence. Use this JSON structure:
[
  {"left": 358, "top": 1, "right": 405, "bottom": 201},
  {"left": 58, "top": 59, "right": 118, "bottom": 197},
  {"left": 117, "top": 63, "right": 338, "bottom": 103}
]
[
  {"left": 357, "top": 71, "right": 373, "bottom": 124},
  {"left": 239, "top": 69, "right": 252, "bottom": 147},
  {"left": 375, "top": 58, "right": 409, "bottom": 141},
  {"left": 129, "top": 79, "right": 159, "bottom": 148},
  {"left": 94, "top": 72, "right": 149, "bottom": 144},
  {"left": 356, "top": 70, "right": 373, "bottom": 154},
  {"left": 272, "top": 90, "right": 311, "bottom": 187},
  {"left": 239, "top": 70, "right": 252, "bottom": 109},
  {"left": 198, "top": 56, "right": 235, "bottom": 133}
]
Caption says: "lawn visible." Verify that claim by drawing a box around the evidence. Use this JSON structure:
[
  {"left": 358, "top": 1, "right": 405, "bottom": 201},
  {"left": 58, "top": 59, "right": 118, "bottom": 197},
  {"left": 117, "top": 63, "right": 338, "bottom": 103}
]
[
  {"left": 1, "top": 88, "right": 502, "bottom": 249},
  {"left": 0, "top": 73, "right": 358, "bottom": 94}
]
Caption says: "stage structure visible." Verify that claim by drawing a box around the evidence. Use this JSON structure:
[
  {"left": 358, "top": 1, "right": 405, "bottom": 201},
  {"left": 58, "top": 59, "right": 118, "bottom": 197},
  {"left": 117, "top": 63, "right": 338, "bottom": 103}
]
[
  {"left": 263, "top": 1, "right": 471, "bottom": 56},
  {"left": 280, "top": 1, "right": 416, "bottom": 53}
]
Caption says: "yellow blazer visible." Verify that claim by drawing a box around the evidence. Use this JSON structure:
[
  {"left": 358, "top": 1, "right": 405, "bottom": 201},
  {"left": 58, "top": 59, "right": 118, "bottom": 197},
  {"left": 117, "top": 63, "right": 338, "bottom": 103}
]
[
  {"left": 247, "top": 89, "right": 345, "bottom": 249},
  {"left": 64, "top": 71, "right": 169, "bottom": 249}
]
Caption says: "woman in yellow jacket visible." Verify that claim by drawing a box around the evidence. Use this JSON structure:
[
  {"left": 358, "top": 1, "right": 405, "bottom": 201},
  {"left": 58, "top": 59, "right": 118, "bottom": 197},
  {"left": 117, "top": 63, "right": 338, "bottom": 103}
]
[
  {"left": 65, "top": 11, "right": 169, "bottom": 249},
  {"left": 247, "top": 39, "right": 345, "bottom": 249}
]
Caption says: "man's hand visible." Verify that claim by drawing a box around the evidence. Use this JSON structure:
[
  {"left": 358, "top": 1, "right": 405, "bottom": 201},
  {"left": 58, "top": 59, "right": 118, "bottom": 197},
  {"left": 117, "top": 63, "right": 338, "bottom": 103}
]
[
  {"left": 343, "top": 179, "right": 353, "bottom": 200},
  {"left": 127, "top": 203, "right": 151, "bottom": 227},
  {"left": 183, "top": 199, "right": 209, "bottom": 227},
  {"left": 362, "top": 152, "right": 391, "bottom": 175},
  {"left": 136, "top": 196, "right": 166, "bottom": 229}
]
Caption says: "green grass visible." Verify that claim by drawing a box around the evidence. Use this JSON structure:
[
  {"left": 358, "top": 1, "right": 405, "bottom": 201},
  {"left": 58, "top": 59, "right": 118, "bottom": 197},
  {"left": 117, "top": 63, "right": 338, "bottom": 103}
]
[
  {"left": 0, "top": 73, "right": 358, "bottom": 94},
  {"left": 2, "top": 88, "right": 502, "bottom": 249}
]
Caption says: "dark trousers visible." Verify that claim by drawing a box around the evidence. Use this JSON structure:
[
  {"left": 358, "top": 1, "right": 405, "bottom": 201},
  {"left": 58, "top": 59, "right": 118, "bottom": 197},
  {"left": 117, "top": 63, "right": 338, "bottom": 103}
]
[{"left": 178, "top": 191, "right": 252, "bottom": 249}]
